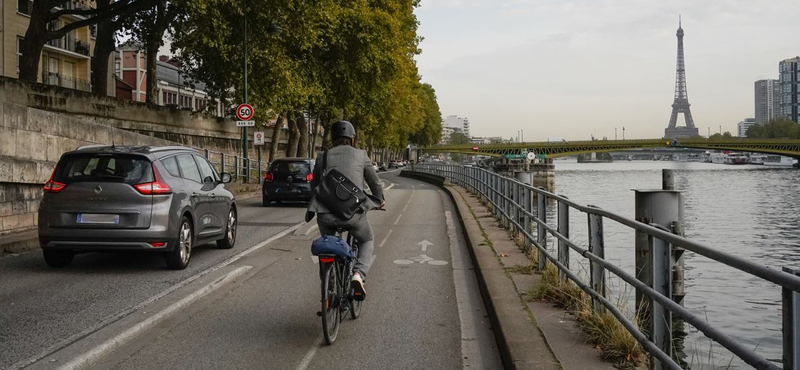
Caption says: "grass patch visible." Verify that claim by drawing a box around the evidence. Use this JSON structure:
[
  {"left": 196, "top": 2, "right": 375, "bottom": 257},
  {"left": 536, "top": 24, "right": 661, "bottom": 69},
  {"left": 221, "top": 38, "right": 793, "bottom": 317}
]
[
  {"left": 506, "top": 264, "right": 536, "bottom": 275},
  {"left": 533, "top": 264, "right": 644, "bottom": 368}
]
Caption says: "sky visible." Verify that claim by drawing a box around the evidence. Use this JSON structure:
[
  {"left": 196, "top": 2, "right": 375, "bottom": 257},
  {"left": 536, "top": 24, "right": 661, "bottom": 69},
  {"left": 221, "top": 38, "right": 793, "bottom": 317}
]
[{"left": 413, "top": 0, "right": 800, "bottom": 141}]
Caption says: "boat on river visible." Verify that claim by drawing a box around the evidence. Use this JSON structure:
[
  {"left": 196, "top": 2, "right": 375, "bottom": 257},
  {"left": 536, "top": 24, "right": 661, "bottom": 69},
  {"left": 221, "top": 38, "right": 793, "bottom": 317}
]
[
  {"left": 749, "top": 153, "right": 767, "bottom": 165},
  {"left": 725, "top": 153, "right": 749, "bottom": 165},
  {"left": 763, "top": 155, "right": 798, "bottom": 167}
]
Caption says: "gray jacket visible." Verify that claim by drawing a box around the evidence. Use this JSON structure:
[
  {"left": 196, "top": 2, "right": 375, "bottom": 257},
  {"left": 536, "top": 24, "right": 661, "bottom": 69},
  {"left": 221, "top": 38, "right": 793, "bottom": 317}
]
[{"left": 307, "top": 145, "right": 384, "bottom": 216}]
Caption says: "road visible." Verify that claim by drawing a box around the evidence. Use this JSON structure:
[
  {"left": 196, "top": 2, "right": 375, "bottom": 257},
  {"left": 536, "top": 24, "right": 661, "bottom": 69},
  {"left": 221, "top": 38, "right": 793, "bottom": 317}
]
[{"left": 1, "top": 171, "right": 502, "bottom": 370}]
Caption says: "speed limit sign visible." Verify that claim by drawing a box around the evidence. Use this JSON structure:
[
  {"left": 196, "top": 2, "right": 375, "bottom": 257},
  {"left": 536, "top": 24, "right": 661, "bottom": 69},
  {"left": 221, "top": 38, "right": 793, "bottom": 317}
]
[{"left": 236, "top": 104, "right": 254, "bottom": 121}]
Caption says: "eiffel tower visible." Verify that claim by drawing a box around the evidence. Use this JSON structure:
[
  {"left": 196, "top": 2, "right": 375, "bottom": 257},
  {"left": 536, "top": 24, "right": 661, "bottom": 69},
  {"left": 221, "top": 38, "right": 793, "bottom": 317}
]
[{"left": 665, "top": 18, "right": 699, "bottom": 138}]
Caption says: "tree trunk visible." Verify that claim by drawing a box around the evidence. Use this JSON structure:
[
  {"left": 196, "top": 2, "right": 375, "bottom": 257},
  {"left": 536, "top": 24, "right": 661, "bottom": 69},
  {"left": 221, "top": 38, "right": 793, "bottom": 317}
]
[
  {"left": 91, "top": 1, "right": 116, "bottom": 96},
  {"left": 144, "top": 1, "right": 167, "bottom": 105},
  {"left": 19, "top": 2, "right": 50, "bottom": 82},
  {"left": 368, "top": 137, "right": 374, "bottom": 160},
  {"left": 297, "top": 112, "right": 308, "bottom": 158},
  {"left": 286, "top": 113, "right": 299, "bottom": 157},
  {"left": 268, "top": 115, "right": 284, "bottom": 162},
  {"left": 310, "top": 119, "right": 320, "bottom": 159}
]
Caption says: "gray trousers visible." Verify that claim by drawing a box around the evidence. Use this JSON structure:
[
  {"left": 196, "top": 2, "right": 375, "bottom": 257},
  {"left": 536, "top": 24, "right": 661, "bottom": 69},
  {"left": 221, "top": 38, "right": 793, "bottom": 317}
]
[{"left": 316, "top": 212, "right": 375, "bottom": 279}]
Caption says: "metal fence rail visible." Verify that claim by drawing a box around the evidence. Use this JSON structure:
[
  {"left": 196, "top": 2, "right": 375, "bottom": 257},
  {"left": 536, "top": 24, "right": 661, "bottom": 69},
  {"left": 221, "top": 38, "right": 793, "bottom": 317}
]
[
  {"left": 192, "top": 147, "right": 270, "bottom": 184},
  {"left": 410, "top": 163, "right": 800, "bottom": 370}
]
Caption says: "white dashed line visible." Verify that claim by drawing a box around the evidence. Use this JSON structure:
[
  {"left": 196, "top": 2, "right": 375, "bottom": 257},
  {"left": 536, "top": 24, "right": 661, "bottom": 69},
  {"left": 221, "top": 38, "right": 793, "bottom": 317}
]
[
  {"left": 379, "top": 230, "right": 393, "bottom": 247},
  {"left": 394, "top": 214, "right": 402, "bottom": 225},
  {"left": 294, "top": 339, "right": 321, "bottom": 370}
]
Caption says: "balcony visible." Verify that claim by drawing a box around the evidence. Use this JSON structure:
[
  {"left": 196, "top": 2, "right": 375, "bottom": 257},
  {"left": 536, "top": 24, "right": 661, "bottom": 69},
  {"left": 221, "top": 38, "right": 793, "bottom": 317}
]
[
  {"left": 54, "top": 1, "right": 92, "bottom": 21},
  {"left": 44, "top": 36, "right": 91, "bottom": 58},
  {"left": 42, "top": 72, "right": 91, "bottom": 92}
]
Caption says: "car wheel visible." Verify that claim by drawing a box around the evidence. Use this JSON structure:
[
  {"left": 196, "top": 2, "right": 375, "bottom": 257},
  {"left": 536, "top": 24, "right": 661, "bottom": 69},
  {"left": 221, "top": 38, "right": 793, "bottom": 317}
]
[
  {"left": 43, "top": 250, "right": 74, "bottom": 268},
  {"left": 165, "top": 216, "right": 192, "bottom": 270},
  {"left": 217, "top": 207, "right": 237, "bottom": 249}
]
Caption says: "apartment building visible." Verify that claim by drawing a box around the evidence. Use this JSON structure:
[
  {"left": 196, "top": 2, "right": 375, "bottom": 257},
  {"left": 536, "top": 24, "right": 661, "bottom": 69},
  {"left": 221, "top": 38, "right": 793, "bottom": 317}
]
[{"left": 1, "top": 0, "right": 114, "bottom": 93}]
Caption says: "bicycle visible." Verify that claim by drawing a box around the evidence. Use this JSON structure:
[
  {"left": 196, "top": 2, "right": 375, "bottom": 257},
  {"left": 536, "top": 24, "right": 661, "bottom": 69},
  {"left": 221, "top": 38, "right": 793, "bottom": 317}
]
[{"left": 317, "top": 229, "right": 363, "bottom": 345}]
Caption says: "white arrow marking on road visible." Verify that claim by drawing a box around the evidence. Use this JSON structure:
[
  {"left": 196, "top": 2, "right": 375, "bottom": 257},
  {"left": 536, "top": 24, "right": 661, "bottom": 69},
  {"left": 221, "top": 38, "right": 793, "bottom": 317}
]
[{"left": 418, "top": 239, "right": 434, "bottom": 252}]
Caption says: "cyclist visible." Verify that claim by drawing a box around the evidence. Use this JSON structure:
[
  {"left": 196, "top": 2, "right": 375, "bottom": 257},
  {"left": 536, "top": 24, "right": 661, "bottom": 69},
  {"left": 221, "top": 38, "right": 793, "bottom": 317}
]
[{"left": 307, "top": 120, "right": 385, "bottom": 300}]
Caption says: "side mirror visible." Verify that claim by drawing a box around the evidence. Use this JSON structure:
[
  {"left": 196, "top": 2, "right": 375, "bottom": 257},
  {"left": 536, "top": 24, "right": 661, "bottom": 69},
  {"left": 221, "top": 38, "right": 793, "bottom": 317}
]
[{"left": 221, "top": 173, "right": 232, "bottom": 183}]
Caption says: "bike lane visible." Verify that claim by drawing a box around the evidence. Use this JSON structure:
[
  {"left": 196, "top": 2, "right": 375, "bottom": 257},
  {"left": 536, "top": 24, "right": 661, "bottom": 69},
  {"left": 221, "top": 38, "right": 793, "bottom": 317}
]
[{"left": 94, "top": 174, "right": 501, "bottom": 370}]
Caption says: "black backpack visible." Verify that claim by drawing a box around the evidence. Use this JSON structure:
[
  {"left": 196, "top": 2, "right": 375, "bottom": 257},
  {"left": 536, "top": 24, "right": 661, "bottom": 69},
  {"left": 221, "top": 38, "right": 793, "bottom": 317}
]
[{"left": 315, "top": 151, "right": 368, "bottom": 220}]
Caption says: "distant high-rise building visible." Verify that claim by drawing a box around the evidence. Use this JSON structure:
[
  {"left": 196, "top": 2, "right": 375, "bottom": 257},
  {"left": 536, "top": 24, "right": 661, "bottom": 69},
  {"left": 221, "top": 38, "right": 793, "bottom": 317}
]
[
  {"left": 779, "top": 56, "right": 800, "bottom": 123},
  {"left": 754, "top": 79, "right": 780, "bottom": 125},
  {"left": 737, "top": 118, "right": 756, "bottom": 137},
  {"left": 440, "top": 126, "right": 454, "bottom": 144},
  {"left": 443, "top": 115, "right": 470, "bottom": 137}
]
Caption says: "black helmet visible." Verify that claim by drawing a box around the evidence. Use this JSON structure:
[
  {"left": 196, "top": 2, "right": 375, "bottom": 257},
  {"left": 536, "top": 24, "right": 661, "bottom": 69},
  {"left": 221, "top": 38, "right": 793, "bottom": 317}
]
[{"left": 331, "top": 120, "right": 356, "bottom": 139}]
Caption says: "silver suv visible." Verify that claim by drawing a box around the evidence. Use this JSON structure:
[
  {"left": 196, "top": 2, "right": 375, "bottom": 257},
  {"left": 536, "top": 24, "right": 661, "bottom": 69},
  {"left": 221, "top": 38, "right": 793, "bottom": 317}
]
[{"left": 38, "top": 146, "right": 238, "bottom": 270}]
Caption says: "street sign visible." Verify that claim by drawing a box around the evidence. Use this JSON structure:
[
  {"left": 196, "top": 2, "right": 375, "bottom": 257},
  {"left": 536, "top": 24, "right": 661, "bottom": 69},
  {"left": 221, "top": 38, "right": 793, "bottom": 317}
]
[
  {"left": 472, "top": 146, "right": 479, "bottom": 151},
  {"left": 254, "top": 131, "right": 265, "bottom": 145},
  {"left": 236, "top": 104, "right": 254, "bottom": 121},
  {"left": 236, "top": 120, "right": 255, "bottom": 127}
]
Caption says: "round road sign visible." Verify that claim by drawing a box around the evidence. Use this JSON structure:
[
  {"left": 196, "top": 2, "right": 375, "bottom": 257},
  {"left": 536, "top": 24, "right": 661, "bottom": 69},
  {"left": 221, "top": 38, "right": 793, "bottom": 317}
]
[
  {"left": 236, "top": 104, "right": 254, "bottom": 121},
  {"left": 526, "top": 152, "right": 536, "bottom": 161}
]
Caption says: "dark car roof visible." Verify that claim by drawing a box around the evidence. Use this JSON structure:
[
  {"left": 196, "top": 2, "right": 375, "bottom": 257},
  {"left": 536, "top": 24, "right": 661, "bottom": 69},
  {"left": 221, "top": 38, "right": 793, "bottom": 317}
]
[
  {"left": 272, "top": 157, "right": 313, "bottom": 162},
  {"left": 64, "top": 145, "right": 198, "bottom": 160}
]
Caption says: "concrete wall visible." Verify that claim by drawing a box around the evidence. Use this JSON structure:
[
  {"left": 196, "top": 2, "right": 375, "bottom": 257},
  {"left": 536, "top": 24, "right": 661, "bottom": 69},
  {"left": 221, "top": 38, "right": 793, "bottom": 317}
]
[{"left": 0, "top": 77, "right": 303, "bottom": 236}]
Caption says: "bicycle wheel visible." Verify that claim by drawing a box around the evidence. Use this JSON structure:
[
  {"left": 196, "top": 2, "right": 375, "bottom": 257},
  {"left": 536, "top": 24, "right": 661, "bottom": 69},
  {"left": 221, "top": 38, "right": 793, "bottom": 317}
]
[
  {"left": 348, "top": 239, "right": 363, "bottom": 320},
  {"left": 321, "top": 263, "right": 341, "bottom": 344}
]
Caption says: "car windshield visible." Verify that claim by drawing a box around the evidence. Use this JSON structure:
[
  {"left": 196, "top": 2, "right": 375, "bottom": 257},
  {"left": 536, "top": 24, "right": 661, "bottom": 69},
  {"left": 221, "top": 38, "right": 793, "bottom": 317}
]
[
  {"left": 54, "top": 154, "right": 153, "bottom": 185},
  {"left": 271, "top": 161, "right": 311, "bottom": 175}
]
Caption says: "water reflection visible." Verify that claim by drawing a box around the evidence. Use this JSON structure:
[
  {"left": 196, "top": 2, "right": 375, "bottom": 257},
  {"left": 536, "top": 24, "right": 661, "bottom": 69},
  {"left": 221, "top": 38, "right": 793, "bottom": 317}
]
[{"left": 552, "top": 160, "right": 800, "bottom": 369}]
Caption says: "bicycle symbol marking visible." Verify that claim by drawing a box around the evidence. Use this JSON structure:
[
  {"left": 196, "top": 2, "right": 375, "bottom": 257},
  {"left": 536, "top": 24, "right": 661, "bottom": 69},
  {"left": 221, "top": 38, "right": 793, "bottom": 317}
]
[{"left": 393, "top": 254, "right": 448, "bottom": 266}]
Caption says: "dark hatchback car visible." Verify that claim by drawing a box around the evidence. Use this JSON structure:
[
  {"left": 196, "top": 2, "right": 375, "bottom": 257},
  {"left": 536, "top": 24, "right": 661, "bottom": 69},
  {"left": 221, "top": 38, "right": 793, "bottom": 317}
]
[
  {"left": 38, "top": 146, "right": 238, "bottom": 270},
  {"left": 262, "top": 158, "right": 315, "bottom": 206}
]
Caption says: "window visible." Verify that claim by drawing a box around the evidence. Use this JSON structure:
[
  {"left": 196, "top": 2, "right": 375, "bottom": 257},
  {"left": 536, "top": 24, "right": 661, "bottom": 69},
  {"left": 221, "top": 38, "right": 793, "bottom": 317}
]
[
  {"left": 55, "top": 154, "right": 153, "bottom": 185},
  {"left": 194, "top": 156, "right": 216, "bottom": 183},
  {"left": 90, "top": 24, "right": 97, "bottom": 39},
  {"left": 17, "top": 0, "right": 32, "bottom": 15},
  {"left": 161, "top": 156, "right": 181, "bottom": 177},
  {"left": 16, "top": 37, "right": 25, "bottom": 75},
  {"left": 176, "top": 154, "right": 202, "bottom": 183}
]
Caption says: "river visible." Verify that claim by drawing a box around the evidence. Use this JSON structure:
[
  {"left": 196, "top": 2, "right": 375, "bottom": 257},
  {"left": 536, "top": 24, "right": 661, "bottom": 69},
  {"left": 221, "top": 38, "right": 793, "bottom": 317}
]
[{"left": 552, "top": 159, "right": 800, "bottom": 369}]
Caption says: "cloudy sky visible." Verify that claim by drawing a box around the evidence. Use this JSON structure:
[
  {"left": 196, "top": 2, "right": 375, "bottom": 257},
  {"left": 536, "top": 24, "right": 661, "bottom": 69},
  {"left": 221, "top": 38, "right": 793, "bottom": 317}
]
[{"left": 414, "top": 0, "right": 800, "bottom": 141}]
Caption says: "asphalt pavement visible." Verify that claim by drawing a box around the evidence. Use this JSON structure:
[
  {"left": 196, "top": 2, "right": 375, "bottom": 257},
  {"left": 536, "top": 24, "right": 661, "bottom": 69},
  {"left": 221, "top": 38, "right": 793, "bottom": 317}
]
[{"left": 1, "top": 170, "right": 502, "bottom": 370}]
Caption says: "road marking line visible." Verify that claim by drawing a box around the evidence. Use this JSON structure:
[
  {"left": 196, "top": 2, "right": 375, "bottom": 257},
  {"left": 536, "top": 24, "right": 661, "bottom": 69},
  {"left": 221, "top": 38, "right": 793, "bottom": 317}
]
[
  {"left": 53, "top": 266, "right": 253, "bottom": 370},
  {"left": 385, "top": 183, "right": 395, "bottom": 191},
  {"left": 294, "top": 339, "right": 321, "bottom": 370},
  {"left": 311, "top": 256, "right": 319, "bottom": 264},
  {"left": 394, "top": 214, "right": 402, "bottom": 225},
  {"left": 9, "top": 222, "right": 303, "bottom": 370},
  {"left": 379, "top": 230, "right": 393, "bottom": 247}
]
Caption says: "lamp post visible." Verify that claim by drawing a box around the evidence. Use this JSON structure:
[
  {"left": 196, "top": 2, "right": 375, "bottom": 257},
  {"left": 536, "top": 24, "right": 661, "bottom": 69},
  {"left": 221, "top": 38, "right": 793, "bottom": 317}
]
[{"left": 241, "top": 17, "right": 249, "bottom": 177}]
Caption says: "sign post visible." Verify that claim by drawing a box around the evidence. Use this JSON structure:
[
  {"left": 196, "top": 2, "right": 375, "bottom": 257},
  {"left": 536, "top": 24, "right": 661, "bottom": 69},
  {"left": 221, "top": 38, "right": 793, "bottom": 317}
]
[
  {"left": 236, "top": 103, "right": 254, "bottom": 182},
  {"left": 254, "top": 131, "right": 264, "bottom": 182}
]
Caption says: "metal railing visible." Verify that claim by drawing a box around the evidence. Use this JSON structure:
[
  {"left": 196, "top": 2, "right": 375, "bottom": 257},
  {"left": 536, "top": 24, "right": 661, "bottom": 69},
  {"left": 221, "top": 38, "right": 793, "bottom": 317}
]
[
  {"left": 410, "top": 163, "right": 800, "bottom": 370},
  {"left": 194, "top": 147, "right": 271, "bottom": 184},
  {"left": 42, "top": 72, "right": 91, "bottom": 92},
  {"left": 45, "top": 36, "right": 90, "bottom": 56}
]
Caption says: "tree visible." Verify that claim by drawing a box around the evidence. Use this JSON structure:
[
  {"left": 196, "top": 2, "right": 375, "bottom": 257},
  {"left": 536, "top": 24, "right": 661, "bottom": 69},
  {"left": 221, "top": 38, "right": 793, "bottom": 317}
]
[
  {"left": 747, "top": 117, "right": 800, "bottom": 139},
  {"left": 449, "top": 132, "right": 472, "bottom": 145},
  {"left": 20, "top": 0, "right": 156, "bottom": 82}
]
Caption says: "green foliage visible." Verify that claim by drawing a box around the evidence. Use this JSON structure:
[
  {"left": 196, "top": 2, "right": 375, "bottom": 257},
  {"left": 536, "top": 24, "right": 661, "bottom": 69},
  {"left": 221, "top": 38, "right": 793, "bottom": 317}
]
[
  {"left": 171, "top": 0, "right": 441, "bottom": 151},
  {"left": 708, "top": 131, "right": 733, "bottom": 140},
  {"left": 746, "top": 117, "right": 800, "bottom": 139},
  {"left": 449, "top": 132, "right": 471, "bottom": 145}
]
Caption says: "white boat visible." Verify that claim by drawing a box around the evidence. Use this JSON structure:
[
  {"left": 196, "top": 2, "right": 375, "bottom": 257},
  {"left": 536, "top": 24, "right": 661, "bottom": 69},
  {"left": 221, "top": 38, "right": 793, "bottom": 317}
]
[
  {"left": 709, "top": 152, "right": 726, "bottom": 164},
  {"left": 749, "top": 154, "right": 767, "bottom": 165},
  {"left": 725, "top": 153, "right": 749, "bottom": 165},
  {"left": 763, "top": 155, "right": 798, "bottom": 167}
]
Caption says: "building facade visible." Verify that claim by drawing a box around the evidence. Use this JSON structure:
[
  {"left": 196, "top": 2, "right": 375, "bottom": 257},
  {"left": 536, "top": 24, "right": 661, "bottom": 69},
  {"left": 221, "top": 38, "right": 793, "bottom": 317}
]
[
  {"left": 754, "top": 79, "right": 780, "bottom": 125},
  {"left": 737, "top": 118, "right": 756, "bottom": 137},
  {"left": 779, "top": 57, "right": 799, "bottom": 123},
  {"left": 2, "top": 0, "right": 114, "bottom": 93},
  {"left": 116, "top": 43, "right": 223, "bottom": 116},
  {"left": 440, "top": 126, "right": 454, "bottom": 144},
  {"left": 443, "top": 115, "right": 470, "bottom": 137}
]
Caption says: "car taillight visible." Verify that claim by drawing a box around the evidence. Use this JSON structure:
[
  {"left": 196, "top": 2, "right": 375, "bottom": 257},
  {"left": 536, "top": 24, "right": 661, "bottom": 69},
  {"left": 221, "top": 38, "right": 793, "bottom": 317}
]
[
  {"left": 305, "top": 172, "right": 313, "bottom": 181},
  {"left": 134, "top": 165, "right": 172, "bottom": 195},
  {"left": 43, "top": 165, "right": 66, "bottom": 193},
  {"left": 265, "top": 172, "right": 274, "bottom": 182},
  {"left": 149, "top": 242, "right": 167, "bottom": 248}
]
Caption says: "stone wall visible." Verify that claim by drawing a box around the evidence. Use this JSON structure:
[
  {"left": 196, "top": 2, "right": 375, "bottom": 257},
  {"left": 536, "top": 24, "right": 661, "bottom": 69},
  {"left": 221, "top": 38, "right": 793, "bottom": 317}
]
[{"left": 0, "top": 77, "right": 309, "bottom": 236}]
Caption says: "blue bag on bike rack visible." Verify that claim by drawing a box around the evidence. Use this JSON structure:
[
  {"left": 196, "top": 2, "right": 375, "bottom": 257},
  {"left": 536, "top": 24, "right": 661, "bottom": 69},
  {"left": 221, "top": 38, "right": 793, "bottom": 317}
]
[{"left": 311, "top": 236, "right": 355, "bottom": 260}]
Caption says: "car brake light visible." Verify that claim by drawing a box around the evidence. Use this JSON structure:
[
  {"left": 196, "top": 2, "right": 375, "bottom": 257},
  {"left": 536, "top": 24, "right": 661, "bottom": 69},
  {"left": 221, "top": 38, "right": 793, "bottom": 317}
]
[
  {"left": 319, "top": 257, "right": 335, "bottom": 263},
  {"left": 43, "top": 165, "right": 66, "bottom": 193},
  {"left": 134, "top": 165, "right": 172, "bottom": 195},
  {"left": 265, "top": 172, "right": 274, "bottom": 182},
  {"left": 149, "top": 242, "right": 167, "bottom": 248},
  {"left": 306, "top": 172, "right": 313, "bottom": 181}
]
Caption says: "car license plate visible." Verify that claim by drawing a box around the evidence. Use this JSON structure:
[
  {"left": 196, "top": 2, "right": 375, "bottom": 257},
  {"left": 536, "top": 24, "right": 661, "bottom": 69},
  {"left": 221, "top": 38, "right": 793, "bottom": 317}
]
[{"left": 77, "top": 213, "right": 120, "bottom": 224}]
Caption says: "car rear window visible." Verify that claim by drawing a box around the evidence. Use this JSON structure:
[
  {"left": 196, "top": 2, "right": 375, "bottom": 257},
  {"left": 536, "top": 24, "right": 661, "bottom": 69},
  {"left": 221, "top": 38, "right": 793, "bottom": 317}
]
[
  {"left": 271, "top": 161, "right": 311, "bottom": 174},
  {"left": 55, "top": 154, "right": 153, "bottom": 185}
]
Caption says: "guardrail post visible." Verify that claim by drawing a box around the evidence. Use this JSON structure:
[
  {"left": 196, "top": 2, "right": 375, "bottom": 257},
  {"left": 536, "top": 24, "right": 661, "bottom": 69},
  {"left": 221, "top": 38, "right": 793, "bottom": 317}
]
[
  {"left": 588, "top": 212, "right": 605, "bottom": 313},
  {"left": 204, "top": 149, "right": 209, "bottom": 159},
  {"left": 492, "top": 174, "right": 499, "bottom": 218},
  {"left": 650, "top": 233, "right": 673, "bottom": 370},
  {"left": 257, "top": 147, "right": 262, "bottom": 184},
  {"left": 784, "top": 268, "right": 800, "bottom": 370},
  {"left": 524, "top": 187, "right": 532, "bottom": 252},
  {"left": 536, "top": 191, "right": 547, "bottom": 271},
  {"left": 220, "top": 154, "right": 226, "bottom": 175},
  {"left": 234, "top": 155, "right": 240, "bottom": 180},
  {"left": 634, "top": 188, "right": 681, "bottom": 341},
  {"left": 502, "top": 177, "right": 509, "bottom": 229},
  {"left": 513, "top": 181, "right": 520, "bottom": 237},
  {"left": 557, "top": 198, "right": 569, "bottom": 281}
]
